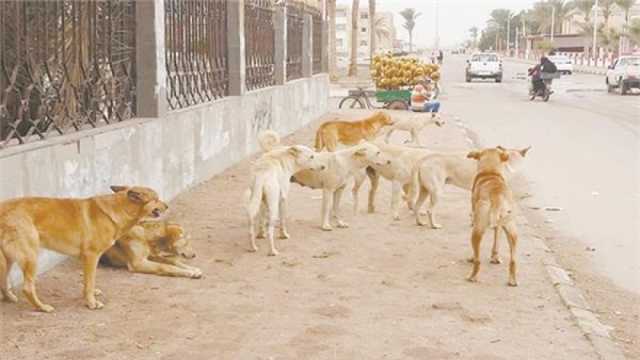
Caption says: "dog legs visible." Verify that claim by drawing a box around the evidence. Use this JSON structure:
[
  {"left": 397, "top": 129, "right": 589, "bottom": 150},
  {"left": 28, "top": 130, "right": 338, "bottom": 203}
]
[
  {"left": 384, "top": 128, "right": 394, "bottom": 143},
  {"left": 426, "top": 187, "right": 443, "bottom": 229},
  {"left": 467, "top": 227, "right": 484, "bottom": 283},
  {"left": 0, "top": 250, "right": 17, "bottom": 303},
  {"left": 414, "top": 187, "right": 430, "bottom": 226},
  {"left": 321, "top": 189, "right": 335, "bottom": 231},
  {"left": 410, "top": 129, "right": 422, "bottom": 146},
  {"left": 490, "top": 227, "right": 502, "bottom": 264},
  {"left": 333, "top": 185, "right": 349, "bottom": 228},
  {"left": 352, "top": 171, "right": 367, "bottom": 215},
  {"left": 82, "top": 252, "right": 104, "bottom": 310},
  {"left": 366, "top": 167, "right": 379, "bottom": 213},
  {"left": 503, "top": 221, "right": 519, "bottom": 286},
  {"left": 391, "top": 181, "right": 403, "bottom": 221},
  {"left": 278, "top": 197, "right": 291, "bottom": 239},
  {"left": 130, "top": 259, "right": 202, "bottom": 278},
  {"left": 265, "top": 190, "right": 280, "bottom": 256}
]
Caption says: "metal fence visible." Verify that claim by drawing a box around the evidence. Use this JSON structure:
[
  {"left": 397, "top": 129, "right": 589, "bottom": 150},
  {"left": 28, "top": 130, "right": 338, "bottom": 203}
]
[
  {"left": 0, "top": 0, "right": 137, "bottom": 148},
  {"left": 310, "top": 7, "right": 322, "bottom": 75},
  {"left": 244, "top": 0, "right": 275, "bottom": 91},
  {"left": 165, "top": 0, "right": 228, "bottom": 110},
  {"left": 286, "top": 2, "right": 304, "bottom": 81}
]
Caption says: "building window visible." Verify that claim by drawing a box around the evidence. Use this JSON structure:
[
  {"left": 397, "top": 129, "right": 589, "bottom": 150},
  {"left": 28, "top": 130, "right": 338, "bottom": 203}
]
[
  {"left": 361, "top": 27, "right": 367, "bottom": 33},
  {"left": 361, "top": 13, "right": 368, "bottom": 19},
  {"left": 337, "top": 24, "right": 346, "bottom": 31},
  {"left": 360, "top": 40, "right": 368, "bottom": 46},
  {"left": 336, "top": 39, "right": 344, "bottom": 47}
]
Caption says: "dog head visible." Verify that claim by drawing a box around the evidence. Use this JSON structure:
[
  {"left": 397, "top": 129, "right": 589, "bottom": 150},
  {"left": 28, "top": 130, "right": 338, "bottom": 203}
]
[
  {"left": 496, "top": 145, "right": 531, "bottom": 173},
  {"left": 352, "top": 143, "right": 390, "bottom": 167},
  {"left": 164, "top": 223, "right": 196, "bottom": 259},
  {"left": 374, "top": 111, "right": 395, "bottom": 126},
  {"left": 287, "top": 145, "right": 326, "bottom": 171},
  {"left": 466, "top": 147, "right": 510, "bottom": 171},
  {"left": 431, "top": 114, "right": 445, "bottom": 127},
  {"left": 110, "top": 186, "right": 168, "bottom": 219}
]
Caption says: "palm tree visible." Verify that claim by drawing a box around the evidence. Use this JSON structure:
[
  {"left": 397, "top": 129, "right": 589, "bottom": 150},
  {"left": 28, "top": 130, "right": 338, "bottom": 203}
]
[
  {"left": 629, "top": 18, "right": 640, "bottom": 44},
  {"left": 615, "top": 0, "right": 637, "bottom": 29},
  {"left": 599, "top": 0, "right": 616, "bottom": 30},
  {"left": 532, "top": 0, "right": 574, "bottom": 35},
  {"left": 399, "top": 8, "right": 421, "bottom": 52},
  {"left": 348, "top": 0, "right": 359, "bottom": 76},
  {"left": 369, "top": 0, "right": 376, "bottom": 59},
  {"left": 327, "top": 0, "right": 337, "bottom": 79},
  {"left": 469, "top": 26, "right": 479, "bottom": 48},
  {"left": 373, "top": 15, "right": 393, "bottom": 49},
  {"left": 488, "top": 9, "right": 512, "bottom": 50},
  {"left": 573, "top": 0, "right": 595, "bottom": 22}
]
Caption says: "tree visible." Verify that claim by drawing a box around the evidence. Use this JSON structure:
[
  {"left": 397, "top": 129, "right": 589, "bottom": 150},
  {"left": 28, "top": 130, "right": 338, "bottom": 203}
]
[
  {"left": 373, "top": 15, "right": 393, "bottom": 50},
  {"left": 488, "top": 9, "right": 513, "bottom": 50},
  {"left": 369, "top": 0, "right": 376, "bottom": 59},
  {"left": 399, "top": 8, "right": 421, "bottom": 52},
  {"left": 615, "top": 0, "right": 637, "bottom": 29},
  {"left": 573, "top": 0, "right": 595, "bottom": 22},
  {"left": 532, "top": 0, "right": 574, "bottom": 35},
  {"left": 348, "top": 0, "right": 359, "bottom": 76},
  {"left": 599, "top": 0, "right": 616, "bottom": 30},
  {"left": 327, "top": 0, "right": 337, "bottom": 80},
  {"left": 629, "top": 18, "right": 640, "bottom": 45},
  {"left": 469, "top": 26, "right": 479, "bottom": 48}
]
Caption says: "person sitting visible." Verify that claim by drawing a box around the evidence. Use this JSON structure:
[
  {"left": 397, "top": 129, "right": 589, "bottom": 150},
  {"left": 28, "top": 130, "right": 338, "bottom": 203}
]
[{"left": 411, "top": 82, "right": 440, "bottom": 117}]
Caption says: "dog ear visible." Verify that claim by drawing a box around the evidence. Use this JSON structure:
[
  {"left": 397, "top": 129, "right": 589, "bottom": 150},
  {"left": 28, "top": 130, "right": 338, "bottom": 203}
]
[
  {"left": 499, "top": 151, "right": 510, "bottom": 162},
  {"left": 466, "top": 150, "right": 481, "bottom": 160},
  {"left": 287, "top": 146, "right": 301, "bottom": 157},
  {"left": 520, "top": 146, "right": 532, "bottom": 157},
  {"left": 496, "top": 145, "right": 506, "bottom": 151},
  {"left": 353, "top": 148, "right": 367, "bottom": 158},
  {"left": 127, "top": 189, "right": 146, "bottom": 203},
  {"left": 110, "top": 185, "right": 127, "bottom": 193}
]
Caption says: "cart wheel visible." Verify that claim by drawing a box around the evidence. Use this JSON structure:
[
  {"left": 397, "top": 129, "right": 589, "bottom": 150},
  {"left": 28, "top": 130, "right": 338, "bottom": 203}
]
[
  {"left": 339, "top": 96, "right": 366, "bottom": 109},
  {"left": 386, "top": 100, "right": 408, "bottom": 110}
]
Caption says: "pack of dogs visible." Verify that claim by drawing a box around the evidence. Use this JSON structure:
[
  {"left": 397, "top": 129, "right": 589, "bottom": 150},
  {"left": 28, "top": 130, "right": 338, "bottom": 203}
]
[{"left": 0, "top": 111, "right": 530, "bottom": 313}]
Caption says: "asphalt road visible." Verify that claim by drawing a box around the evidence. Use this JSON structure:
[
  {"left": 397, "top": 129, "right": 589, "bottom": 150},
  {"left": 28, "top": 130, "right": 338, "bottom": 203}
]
[{"left": 438, "top": 54, "right": 639, "bottom": 294}]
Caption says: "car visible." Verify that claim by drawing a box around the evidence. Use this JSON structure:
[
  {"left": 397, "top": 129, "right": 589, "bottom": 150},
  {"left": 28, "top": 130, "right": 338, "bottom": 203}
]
[
  {"left": 606, "top": 55, "right": 640, "bottom": 95},
  {"left": 548, "top": 55, "right": 573, "bottom": 74},
  {"left": 465, "top": 53, "right": 503, "bottom": 83}
]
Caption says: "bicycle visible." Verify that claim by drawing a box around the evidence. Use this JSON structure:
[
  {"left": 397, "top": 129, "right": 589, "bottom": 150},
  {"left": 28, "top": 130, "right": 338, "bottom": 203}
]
[{"left": 338, "top": 84, "right": 440, "bottom": 110}]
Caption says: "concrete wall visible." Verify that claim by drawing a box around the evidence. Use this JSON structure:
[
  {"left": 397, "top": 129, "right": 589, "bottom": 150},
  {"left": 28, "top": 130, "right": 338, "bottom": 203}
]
[{"left": 1, "top": 74, "right": 329, "bottom": 286}]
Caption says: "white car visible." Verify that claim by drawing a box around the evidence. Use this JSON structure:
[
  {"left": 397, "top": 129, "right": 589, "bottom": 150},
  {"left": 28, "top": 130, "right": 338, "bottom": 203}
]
[
  {"left": 465, "top": 53, "right": 503, "bottom": 83},
  {"left": 548, "top": 55, "right": 573, "bottom": 75},
  {"left": 606, "top": 55, "right": 640, "bottom": 95}
]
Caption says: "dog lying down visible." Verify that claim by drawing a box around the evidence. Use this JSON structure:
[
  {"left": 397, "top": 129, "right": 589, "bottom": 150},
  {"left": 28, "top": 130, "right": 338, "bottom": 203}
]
[{"left": 101, "top": 221, "right": 202, "bottom": 279}]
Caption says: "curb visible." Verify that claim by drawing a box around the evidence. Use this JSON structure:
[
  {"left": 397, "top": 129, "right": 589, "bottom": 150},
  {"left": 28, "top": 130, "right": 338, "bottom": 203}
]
[
  {"left": 453, "top": 117, "right": 626, "bottom": 360},
  {"left": 503, "top": 58, "right": 607, "bottom": 76}
]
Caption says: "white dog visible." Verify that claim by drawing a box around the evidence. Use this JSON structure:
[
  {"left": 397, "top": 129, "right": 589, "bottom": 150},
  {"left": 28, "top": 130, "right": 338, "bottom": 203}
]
[
  {"left": 384, "top": 114, "right": 445, "bottom": 145},
  {"left": 245, "top": 134, "right": 325, "bottom": 256},
  {"left": 291, "top": 142, "right": 390, "bottom": 230}
]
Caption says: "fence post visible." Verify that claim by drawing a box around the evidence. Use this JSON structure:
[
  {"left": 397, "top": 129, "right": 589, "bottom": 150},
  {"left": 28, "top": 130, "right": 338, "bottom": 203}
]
[
  {"left": 274, "top": 4, "right": 287, "bottom": 85},
  {"left": 227, "top": 0, "right": 246, "bottom": 96},
  {"left": 136, "top": 0, "right": 167, "bottom": 118},
  {"left": 302, "top": 13, "right": 313, "bottom": 77}
]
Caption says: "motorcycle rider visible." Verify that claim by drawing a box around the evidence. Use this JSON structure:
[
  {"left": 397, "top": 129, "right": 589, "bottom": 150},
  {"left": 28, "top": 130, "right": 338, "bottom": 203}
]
[{"left": 529, "top": 56, "right": 557, "bottom": 95}]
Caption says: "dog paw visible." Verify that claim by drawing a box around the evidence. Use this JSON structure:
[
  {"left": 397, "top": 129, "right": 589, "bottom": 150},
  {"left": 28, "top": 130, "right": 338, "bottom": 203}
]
[
  {"left": 431, "top": 223, "right": 443, "bottom": 229},
  {"left": 94, "top": 289, "right": 103, "bottom": 297},
  {"left": 466, "top": 257, "right": 475, "bottom": 263},
  {"left": 2, "top": 291, "right": 18, "bottom": 303},
  {"left": 508, "top": 280, "right": 518, "bottom": 287},
  {"left": 392, "top": 215, "right": 401, "bottom": 221},
  {"left": 256, "top": 233, "right": 265, "bottom": 239},
  {"left": 466, "top": 277, "right": 478, "bottom": 283},
  {"left": 416, "top": 219, "right": 427, "bottom": 227},
  {"left": 321, "top": 225, "right": 333, "bottom": 231},
  {"left": 419, "top": 211, "right": 428, "bottom": 216},
  {"left": 267, "top": 249, "right": 280, "bottom": 256},
  {"left": 86, "top": 300, "right": 104, "bottom": 310},
  {"left": 249, "top": 245, "right": 259, "bottom": 252},
  {"left": 279, "top": 232, "right": 290, "bottom": 239},
  {"left": 490, "top": 257, "right": 502, "bottom": 264},
  {"left": 336, "top": 221, "right": 349, "bottom": 229},
  {"left": 368, "top": 207, "right": 376, "bottom": 214},
  {"left": 190, "top": 269, "right": 203, "bottom": 279},
  {"left": 39, "top": 304, "right": 55, "bottom": 313}
]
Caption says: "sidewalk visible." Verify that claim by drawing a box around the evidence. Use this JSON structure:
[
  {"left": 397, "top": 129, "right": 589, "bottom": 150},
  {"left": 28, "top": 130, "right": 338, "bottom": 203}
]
[
  {"left": 504, "top": 57, "right": 608, "bottom": 76},
  {"left": 1, "top": 110, "right": 609, "bottom": 359}
]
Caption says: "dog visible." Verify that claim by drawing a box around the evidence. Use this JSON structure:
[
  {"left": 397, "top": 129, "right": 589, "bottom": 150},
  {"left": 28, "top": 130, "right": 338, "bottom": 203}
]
[
  {"left": 384, "top": 114, "right": 445, "bottom": 146},
  {"left": 466, "top": 147, "right": 519, "bottom": 286},
  {"left": 314, "top": 111, "right": 394, "bottom": 151},
  {"left": 245, "top": 140, "right": 325, "bottom": 256},
  {"left": 291, "top": 142, "right": 389, "bottom": 230},
  {"left": 101, "top": 221, "right": 202, "bottom": 279},
  {"left": 0, "top": 186, "right": 167, "bottom": 312}
]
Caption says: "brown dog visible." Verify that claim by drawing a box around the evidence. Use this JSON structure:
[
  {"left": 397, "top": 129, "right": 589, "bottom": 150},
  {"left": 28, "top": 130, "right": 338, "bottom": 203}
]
[
  {"left": 466, "top": 148, "right": 519, "bottom": 287},
  {"left": 101, "top": 221, "right": 202, "bottom": 279},
  {"left": 0, "top": 186, "right": 167, "bottom": 312},
  {"left": 315, "top": 111, "right": 394, "bottom": 151}
]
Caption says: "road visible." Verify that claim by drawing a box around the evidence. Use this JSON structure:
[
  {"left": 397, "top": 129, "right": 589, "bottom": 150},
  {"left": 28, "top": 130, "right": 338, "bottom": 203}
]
[{"left": 438, "top": 54, "right": 640, "bottom": 294}]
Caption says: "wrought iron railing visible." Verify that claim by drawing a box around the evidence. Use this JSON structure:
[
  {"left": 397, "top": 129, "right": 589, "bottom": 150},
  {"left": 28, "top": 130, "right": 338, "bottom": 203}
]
[
  {"left": 310, "top": 7, "right": 322, "bottom": 74},
  {"left": 0, "top": 0, "right": 136, "bottom": 148},
  {"left": 286, "top": 1, "right": 304, "bottom": 81},
  {"left": 165, "top": 0, "right": 228, "bottom": 110},
  {"left": 244, "top": 0, "right": 275, "bottom": 91}
]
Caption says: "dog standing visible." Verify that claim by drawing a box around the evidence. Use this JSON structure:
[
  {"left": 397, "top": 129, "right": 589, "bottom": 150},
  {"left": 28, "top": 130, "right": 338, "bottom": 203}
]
[
  {"left": 101, "top": 221, "right": 202, "bottom": 279},
  {"left": 0, "top": 186, "right": 167, "bottom": 312},
  {"left": 245, "top": 142, "right": 324, "bottom": 256},
  {"left": 314, "top": 111, "right": 394, "bottom": 151},
  {"left": 384, "top": 114, "right": 445, "bottom": 146},
  {"left": 466, "top": 147, "right": 519, "bottom": 286}
]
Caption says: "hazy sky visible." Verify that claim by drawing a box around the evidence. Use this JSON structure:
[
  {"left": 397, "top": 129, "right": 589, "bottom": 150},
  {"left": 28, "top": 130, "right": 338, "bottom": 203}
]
[{"left": 337, "top": 0, "right": 540, "bottom": 48}]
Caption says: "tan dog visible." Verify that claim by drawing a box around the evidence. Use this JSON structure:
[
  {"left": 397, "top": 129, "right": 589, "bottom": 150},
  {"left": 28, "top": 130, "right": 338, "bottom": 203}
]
[
  {"left": 315, "top": 111, "right": 394, "bottom": 151},
  {"left": 101, "top": 221, "right": 202, "bottom": 279},
  {"left": 0, "top": 186, "right": 167, "bottom": 312},
  {"left": 245, "top": 141, "right": 325, "bottom": 256},
  {"left": 384, "top": 114, "right": 445, "bottom": 146},
  {"left": 466, "top": 147, "right": 519, "bottom": 286}
]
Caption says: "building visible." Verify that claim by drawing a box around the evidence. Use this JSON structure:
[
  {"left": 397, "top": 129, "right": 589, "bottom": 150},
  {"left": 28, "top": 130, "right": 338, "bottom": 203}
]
[{"left": 334, "top": 5, "right": 396, "bottom": 66}]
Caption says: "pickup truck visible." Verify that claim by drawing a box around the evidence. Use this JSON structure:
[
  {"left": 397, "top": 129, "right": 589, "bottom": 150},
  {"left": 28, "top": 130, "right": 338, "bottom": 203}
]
[{"left": 465, "top": 53, "right": 503, "bottom": 83}]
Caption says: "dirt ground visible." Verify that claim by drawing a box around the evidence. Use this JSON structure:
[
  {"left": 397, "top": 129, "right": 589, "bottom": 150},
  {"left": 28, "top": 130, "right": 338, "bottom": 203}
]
[{"left": 1, "top": 110, "right": 604, "bottom": 359}]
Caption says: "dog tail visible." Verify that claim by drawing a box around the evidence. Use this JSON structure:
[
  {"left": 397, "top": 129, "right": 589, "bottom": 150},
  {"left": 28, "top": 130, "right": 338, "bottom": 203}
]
[
  {"left": 245, "top": 176, "right": 265, "bottom": 218},
  {"left": 257, "top": 130, "right": 280, "bottom": 152},
  {"left": 314, "top": 126, "right": 325, "bottom": 151}
]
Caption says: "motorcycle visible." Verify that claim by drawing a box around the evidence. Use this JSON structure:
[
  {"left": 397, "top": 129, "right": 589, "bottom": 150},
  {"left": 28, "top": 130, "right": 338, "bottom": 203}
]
[{"left": 528, "top": 71, "right": 559, "bottom": 102}]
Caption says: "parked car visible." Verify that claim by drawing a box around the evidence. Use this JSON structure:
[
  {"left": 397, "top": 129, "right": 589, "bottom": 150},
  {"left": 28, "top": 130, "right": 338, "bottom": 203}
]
[
  {"left": 606, "top": 55, "right": 640, "bottom": 95},
  {"left": 548, "top": 55, "right": 573, "bottom": 74},
  {"left": 465, "top": 53, "right": 503, "bottom": 83}
]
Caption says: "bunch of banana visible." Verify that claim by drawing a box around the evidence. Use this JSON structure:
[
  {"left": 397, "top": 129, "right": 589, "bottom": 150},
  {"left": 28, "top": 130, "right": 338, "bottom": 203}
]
[{"left": 371, "top": 55, "right": 441, "bottom": 90}]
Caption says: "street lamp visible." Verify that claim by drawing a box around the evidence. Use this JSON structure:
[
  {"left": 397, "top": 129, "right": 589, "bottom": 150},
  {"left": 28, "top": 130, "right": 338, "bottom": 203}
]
[
  {"left": 592, "top": 0, "right": 599, "bottom": 58},
  {"left": 550, "top": 5, "right": 555, "bottom": 42}
]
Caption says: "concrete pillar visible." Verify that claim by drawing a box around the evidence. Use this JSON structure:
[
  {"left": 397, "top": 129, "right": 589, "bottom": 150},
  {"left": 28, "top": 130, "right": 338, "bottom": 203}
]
[
  {"left": 136, "top": 0, "right": 167, "bottom": 118},
  {"left": 227, "top": 0, "right": 246, "bottom": 96},
  {"left": 302, "top": 14, "right": 313, "bottom": 78},
  {"left": 274, "top": 5, "right": 287, "bottom": 85},
  {"left": 321, "top": 20, "right": 329, "bottom": 72}
]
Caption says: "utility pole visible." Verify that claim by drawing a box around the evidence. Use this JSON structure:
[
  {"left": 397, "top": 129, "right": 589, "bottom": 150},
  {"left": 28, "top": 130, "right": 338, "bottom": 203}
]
[
  {"left": 593, "top": 0, "right": 599, "bottom": 58},
  {"left": 550, "top": 5, "right": 555, "bottom": 42},
  {"left": 515, "top": 27, "right": 519, "bottom": 56},
  {"left": 434, "top": 0, "right": 440, "bottom": 50},
  {"left": 506, "top": 15, "right": 511, "bottom": 54}
]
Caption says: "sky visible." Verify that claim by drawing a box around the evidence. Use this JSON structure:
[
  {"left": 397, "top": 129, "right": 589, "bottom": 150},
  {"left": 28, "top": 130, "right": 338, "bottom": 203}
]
[{"left": 336, "top": 0, "right": 540, "bottom": 48}]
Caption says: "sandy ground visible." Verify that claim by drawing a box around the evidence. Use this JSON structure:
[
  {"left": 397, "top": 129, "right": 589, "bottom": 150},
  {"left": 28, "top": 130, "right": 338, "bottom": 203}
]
[{"left": 1, "top": 110, "right": 604, "bottom": 359}]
